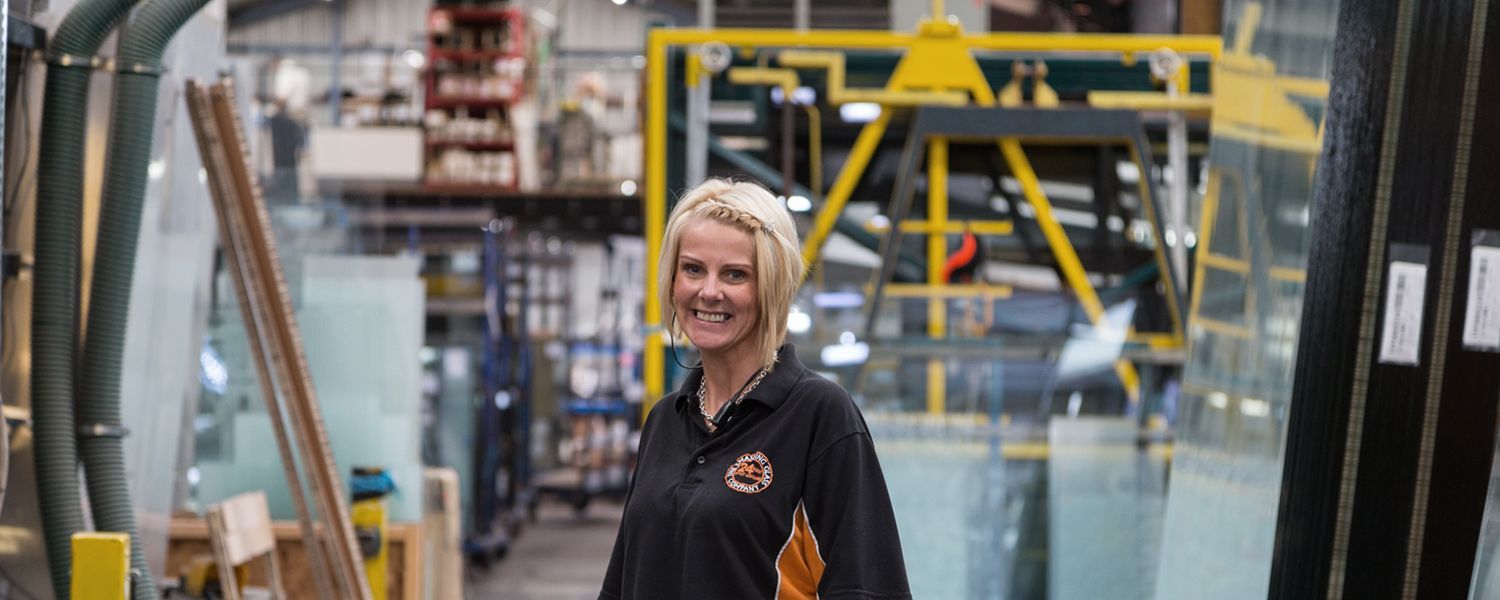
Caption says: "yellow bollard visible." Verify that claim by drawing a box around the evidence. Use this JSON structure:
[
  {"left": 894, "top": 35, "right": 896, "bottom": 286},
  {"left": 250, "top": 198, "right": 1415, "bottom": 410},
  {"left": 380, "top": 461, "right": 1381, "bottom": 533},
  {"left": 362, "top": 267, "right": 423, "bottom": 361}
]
[{"left": 72, "top": 532, "right": 131, "bottom": 600}]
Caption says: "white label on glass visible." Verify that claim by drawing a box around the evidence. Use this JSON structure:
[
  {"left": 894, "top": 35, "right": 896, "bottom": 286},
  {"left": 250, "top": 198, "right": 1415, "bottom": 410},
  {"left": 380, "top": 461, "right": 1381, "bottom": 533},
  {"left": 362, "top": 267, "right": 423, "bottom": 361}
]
[
  {"left": 1463, "top": 246, "right": 1500, "bottom": 351},
  {"left": 1379, "top": 261, "right": 1427, "bottom": 366}
]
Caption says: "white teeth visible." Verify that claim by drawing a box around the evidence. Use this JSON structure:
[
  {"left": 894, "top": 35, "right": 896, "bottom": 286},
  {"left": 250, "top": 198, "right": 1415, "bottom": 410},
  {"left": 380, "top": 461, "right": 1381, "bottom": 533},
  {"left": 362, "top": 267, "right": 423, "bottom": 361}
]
[{"left": 695, "top": 310, "right": 729, "bottom": 323}]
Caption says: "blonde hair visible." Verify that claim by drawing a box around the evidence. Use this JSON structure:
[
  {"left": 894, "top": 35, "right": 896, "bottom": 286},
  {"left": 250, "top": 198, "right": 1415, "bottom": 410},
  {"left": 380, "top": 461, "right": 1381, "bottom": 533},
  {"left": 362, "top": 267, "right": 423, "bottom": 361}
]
[{"left": 658, "top": 178, "right": 804, "bottom": 367}]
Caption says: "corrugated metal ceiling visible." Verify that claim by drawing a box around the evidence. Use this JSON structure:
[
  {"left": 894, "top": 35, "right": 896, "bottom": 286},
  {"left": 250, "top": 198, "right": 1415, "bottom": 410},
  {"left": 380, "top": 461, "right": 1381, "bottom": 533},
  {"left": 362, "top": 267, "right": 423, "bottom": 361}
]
[{"left": 654, "top": 0, "right": 891, "bottom": 29}]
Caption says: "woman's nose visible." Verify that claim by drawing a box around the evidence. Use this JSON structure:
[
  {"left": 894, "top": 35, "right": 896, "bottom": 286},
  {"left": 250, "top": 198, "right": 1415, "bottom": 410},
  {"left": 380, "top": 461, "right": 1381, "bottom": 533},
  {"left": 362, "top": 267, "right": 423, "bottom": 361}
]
[{"left": 698, "top": 277, "right": 723, "bottom": 299}]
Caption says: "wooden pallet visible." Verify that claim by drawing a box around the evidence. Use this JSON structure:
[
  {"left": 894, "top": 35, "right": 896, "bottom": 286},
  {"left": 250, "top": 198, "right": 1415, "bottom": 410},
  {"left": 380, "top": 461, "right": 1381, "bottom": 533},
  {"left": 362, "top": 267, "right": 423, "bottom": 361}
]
[{"left": 168, "top": 518, "right": 422, "bottom": 600}]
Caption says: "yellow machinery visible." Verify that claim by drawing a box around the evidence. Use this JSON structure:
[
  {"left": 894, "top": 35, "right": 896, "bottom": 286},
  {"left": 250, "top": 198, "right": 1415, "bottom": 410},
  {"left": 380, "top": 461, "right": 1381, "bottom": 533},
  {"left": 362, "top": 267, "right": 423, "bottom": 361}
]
[{"left": 643, "top": 0, "right": 1220, "bottom": 413}]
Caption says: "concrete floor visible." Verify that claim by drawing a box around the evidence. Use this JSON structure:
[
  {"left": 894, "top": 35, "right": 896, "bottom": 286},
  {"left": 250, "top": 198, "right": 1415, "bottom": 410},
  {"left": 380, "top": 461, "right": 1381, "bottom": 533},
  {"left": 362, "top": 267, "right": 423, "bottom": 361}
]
[{"left": 469, "top": 500, "right": 623, "bottom": 599}]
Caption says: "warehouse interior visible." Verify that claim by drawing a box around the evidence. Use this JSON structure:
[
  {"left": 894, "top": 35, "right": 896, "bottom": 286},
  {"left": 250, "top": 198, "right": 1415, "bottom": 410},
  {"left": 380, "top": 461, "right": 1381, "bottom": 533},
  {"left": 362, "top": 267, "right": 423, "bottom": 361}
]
[{"left": 1, "top": 0, "right": 1499, "bottom": 597}]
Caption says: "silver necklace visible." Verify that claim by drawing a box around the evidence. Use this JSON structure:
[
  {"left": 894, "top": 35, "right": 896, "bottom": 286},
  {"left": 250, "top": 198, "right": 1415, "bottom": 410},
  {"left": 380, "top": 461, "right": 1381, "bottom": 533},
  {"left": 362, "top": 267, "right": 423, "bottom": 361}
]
[{"left": 697, "top": 355, "right": 775, "bottom": 432}]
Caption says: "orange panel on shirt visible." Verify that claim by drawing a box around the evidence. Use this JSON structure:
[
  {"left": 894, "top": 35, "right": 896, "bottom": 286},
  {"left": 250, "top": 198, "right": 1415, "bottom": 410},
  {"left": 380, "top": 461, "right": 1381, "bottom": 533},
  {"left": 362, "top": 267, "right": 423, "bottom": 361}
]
[{"left": 777, "top": 501, "right": 827, "bottom": 599}]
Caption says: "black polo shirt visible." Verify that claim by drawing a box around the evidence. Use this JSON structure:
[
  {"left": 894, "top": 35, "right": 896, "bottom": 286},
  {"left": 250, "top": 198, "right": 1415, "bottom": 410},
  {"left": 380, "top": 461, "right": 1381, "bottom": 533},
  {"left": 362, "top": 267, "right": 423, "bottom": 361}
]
[{"left": 600, "top": 344, "right": 911, "bottom": 600}]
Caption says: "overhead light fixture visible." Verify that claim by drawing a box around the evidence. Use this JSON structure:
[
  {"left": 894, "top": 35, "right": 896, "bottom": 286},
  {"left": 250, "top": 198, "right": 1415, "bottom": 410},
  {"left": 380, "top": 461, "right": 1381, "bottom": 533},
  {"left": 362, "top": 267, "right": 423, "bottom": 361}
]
[
  {"left": 620, "top": 180, "right": 638, "bottom": 196},
  {"left": 787, "top": 195, "right": 812, "bottom": 212},
  {"left": 199, "top": 346, "right": 228, "bottom": 395},
  {"left": 787, "top": 308, "right": 812, "bottom": 334},
  {"left": 1240, "top": 398, "right": 1271, "bottom": 418},
  {"left": 840, "top": 102, "right": 881, "bottom": 123},
  {"left": 612, "top": 0, "right": 627, "bottom": 5},
  {"left": 1208, "top": 392, "right": 1229, "bottom": 410},
  {"left": 813, "top": 291, "right": 863, "bottom": 309},
  {"left": 771, "top": 86, "right": 817, "bottom": 106},
  {"left": 821, "top": 341, "right": 869, "bottom": 367},
  {"left": 402, "top": 49, "right": 426, "bottom": 70}
]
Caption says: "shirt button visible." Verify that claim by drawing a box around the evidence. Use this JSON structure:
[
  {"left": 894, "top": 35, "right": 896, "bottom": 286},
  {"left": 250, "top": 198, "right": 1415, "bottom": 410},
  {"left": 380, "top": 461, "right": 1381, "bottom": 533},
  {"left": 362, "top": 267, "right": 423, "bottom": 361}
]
[{"left": 696, "top": 456, "right": 706, "bottom": 465}]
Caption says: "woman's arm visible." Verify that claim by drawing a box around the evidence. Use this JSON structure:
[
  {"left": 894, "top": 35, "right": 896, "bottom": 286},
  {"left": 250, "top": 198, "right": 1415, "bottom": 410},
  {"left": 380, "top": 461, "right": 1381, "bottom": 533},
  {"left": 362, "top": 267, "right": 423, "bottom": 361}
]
[{"left": 801, "top": 431, "right": 913, "bottom": 599}]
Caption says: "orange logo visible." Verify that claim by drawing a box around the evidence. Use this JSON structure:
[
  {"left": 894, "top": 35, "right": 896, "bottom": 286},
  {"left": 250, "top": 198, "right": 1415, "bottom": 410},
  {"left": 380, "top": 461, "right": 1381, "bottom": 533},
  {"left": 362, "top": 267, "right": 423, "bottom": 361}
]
[{"left": 724, "top": 451, "right": 774, "bottom": 494}]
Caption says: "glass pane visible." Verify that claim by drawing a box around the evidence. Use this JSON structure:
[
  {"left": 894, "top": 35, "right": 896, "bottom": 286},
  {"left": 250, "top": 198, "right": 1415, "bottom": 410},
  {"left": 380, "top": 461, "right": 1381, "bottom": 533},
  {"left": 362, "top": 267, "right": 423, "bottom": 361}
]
[{"left": 1154, "top": 1, "right": 1342, "bottom": 598}]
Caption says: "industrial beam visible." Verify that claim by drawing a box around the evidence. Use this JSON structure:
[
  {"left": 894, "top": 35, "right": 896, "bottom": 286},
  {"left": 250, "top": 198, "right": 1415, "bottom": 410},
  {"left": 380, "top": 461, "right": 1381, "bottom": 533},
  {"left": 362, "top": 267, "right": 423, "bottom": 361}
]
[
  {"left": 228, "top": 0, "right": 329, "bottom": 30},
  {"left": 665, "top": 113, "right": 927, "bottom": 281}
]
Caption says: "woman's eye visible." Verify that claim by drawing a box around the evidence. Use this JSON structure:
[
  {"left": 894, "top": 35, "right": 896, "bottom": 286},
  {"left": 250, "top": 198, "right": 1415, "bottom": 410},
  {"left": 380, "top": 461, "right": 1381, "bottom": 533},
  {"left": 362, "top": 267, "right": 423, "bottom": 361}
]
[
  {"left": 682, "top": 264, "right": 703, "bottom": 275},
  {"left": 725, "top": 270, "right": 747, "bottom": 282}
]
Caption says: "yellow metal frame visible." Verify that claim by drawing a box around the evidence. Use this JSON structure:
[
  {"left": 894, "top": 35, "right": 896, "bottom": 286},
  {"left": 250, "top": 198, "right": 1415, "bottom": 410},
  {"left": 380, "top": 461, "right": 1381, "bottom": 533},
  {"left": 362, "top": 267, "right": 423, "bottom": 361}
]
[
  {"left": 778, "top": 50, "right": 970, "bottom": 107},
  {"left": 876, "top": 283, "right": 1016, "bottom": 299},
  {"left": 1087, "top": 91, "right": 1214, "bottom": 112},
  {"left": 1187, "top": 168, "right": 1257, "bottom": 340},
  {"left": 727, "top": 67, "right": 798, "bottom": 95},
  {"left": 926, "top": 137, "right": 950, "bottom": 413},
  {"left": 644, "top": 15, "right": 1222, "bottom": 408},
  {"left": 1184, "top": 1, "right": 1321, "bottom": 349},
  {"left": 865, "top": 219, "right": 1015, "bottom": 235}
]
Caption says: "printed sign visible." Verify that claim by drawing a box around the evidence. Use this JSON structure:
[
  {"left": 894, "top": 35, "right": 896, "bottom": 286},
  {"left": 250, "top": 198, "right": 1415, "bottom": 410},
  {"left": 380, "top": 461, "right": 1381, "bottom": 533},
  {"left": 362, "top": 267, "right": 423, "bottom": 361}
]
[
  {"left": 1379, "top": 261, "right": 1427, "bottom": 366},
  {"left": 1463, "top": 245, "right": 1500, "bottom": 351}
]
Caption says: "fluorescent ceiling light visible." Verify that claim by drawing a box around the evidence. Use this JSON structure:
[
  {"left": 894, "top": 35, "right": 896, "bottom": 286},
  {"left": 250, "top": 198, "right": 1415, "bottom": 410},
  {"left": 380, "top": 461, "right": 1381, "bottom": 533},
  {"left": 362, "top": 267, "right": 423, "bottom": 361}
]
[{"left": 840, "top": 102, "right": 881, "bottom": 123}]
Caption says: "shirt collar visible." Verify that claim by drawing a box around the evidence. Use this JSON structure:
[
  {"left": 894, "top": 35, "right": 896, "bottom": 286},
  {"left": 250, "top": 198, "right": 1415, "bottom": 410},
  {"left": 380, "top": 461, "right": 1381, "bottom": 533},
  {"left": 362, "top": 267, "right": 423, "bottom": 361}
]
[{"left": 672, "top": 343, "right": 804, "bottom": 414}]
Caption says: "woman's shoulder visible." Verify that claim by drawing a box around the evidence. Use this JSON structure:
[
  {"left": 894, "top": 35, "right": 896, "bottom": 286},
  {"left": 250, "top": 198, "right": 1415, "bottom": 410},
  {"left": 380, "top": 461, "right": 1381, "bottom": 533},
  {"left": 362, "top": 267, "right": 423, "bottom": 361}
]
[
  {"left": 787, "top": 370, "right": 851, "bottom": 404},
  {"left": 786, "top": 370, "right": 867, "bottom": 427}
]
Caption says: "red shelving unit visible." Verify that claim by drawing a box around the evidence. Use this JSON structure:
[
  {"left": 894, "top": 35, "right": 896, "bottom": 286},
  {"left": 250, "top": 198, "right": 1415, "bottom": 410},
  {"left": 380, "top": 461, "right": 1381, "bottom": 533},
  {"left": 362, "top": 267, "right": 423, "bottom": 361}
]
[
  {"left": 430, "top": 48, "right": 519, "bottom": 62},
  {"left": 439, "top": 7, "right": 522, "bottom": 25},
  {"left": 425, "top": 139, "right": 516, "bottom": 152},
  {"left": 427, "top": 96, "right": 520, "bottom": 110},
  {"left": 424, "top": 6, "right": 526, "bottom": 190}
]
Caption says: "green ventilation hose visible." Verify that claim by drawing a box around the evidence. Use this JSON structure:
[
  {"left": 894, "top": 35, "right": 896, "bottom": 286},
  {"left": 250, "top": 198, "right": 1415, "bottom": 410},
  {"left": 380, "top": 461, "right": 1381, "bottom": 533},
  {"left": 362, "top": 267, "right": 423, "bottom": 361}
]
[
  {"left": 81, "top": 0, "right": 211, "bottom": 596},
  {"left": 33, "top": 0, "right": 142, "bottom": 595}
]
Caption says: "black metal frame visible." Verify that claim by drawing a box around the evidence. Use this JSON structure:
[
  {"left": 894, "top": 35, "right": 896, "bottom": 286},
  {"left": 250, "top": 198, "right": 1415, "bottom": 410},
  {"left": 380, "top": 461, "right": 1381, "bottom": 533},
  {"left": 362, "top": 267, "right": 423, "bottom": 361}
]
[
  {"left": 860, "top": 105, "right": 1184, "bottom": 342},
  {"left": 1270, "top": 0, "right": 1500, "bottom": 596}
]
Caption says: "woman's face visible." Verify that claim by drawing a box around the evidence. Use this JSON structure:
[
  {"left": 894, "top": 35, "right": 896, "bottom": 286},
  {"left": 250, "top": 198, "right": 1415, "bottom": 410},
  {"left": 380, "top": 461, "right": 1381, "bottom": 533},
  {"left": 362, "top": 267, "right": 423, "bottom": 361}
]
[{"left": 673, "top": 219, "right": 759, "bottom": 362}]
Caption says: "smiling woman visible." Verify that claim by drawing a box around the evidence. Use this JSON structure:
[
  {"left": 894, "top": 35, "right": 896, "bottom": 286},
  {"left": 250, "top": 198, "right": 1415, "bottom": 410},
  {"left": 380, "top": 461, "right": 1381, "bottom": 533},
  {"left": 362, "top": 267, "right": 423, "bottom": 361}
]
[
  {"left": 673, "top": 219, "right": 760, "bottom": 367},
  {"left": 658, "top": 179, "right": 803, "bottom": 371},
  {"left": 600, "top": 178, "right": 911, "bottom": 599}
]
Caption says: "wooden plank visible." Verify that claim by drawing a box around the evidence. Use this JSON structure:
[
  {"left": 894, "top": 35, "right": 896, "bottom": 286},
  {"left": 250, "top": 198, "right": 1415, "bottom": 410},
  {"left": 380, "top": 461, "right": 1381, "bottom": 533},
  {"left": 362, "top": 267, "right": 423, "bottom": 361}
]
[
  {"left": 402, "top": 522, "right": 423, "bottom": 600},
  {"left": 206, "top": 509, "right": 242, "bottom": 600},
  {"left": 208, "top": 492, "right": 278, "bottom": 566},
  {"left": 424, "top": 468, "right": 463, "bottom": 600},
  {"left": 1180, "top": 0, "right": 1222, "bottom": 35},
  {"left": 185, "top": 81, "right": 337, "bottom": 600},
  {"left": 202, "top": 79, "right": 372, "bottom": 599},
  {"left": 205, "top": 492, "right": 288, "bottom": 600}
]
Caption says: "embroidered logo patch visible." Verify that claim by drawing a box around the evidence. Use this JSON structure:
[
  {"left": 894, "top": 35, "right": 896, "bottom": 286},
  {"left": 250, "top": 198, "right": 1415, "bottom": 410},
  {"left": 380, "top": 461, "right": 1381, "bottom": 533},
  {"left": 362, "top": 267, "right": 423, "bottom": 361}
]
[{"left": 724, "top": 451, "right": 774, "bottom": 494}]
